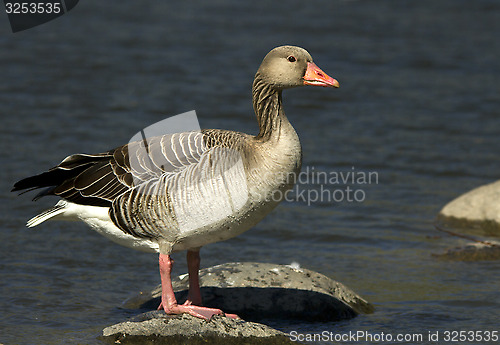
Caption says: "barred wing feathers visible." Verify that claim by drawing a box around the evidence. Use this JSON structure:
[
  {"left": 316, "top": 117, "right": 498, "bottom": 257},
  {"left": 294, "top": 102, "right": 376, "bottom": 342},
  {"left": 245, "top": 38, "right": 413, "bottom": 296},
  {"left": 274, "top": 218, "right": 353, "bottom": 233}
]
[{"left": 110, "top": 144, "right": 249, "bottom": 240}]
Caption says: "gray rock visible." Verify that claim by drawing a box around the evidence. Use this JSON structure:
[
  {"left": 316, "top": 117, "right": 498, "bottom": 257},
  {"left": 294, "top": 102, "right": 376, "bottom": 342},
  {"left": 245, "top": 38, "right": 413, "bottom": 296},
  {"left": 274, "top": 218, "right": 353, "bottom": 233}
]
[
  {"left": 122, "top": 262, "right": 374, "bottom": 320},
  {"left": 102, "top": 313, "right": 292, "bottom": 345},
  {"left": 103, "top": 262, "right": 373, "bottom": 344},
  {"left": 438, "top": 180, "right": 500, "bottom": 236},
  {"left": 436, "top": 181, "right": 500, "bottom": 260}
]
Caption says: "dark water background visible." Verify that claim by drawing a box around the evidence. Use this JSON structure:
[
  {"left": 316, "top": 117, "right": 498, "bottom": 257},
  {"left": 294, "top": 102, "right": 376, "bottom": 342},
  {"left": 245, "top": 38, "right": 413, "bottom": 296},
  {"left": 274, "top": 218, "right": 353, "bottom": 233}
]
[{"left": 1, "top": 1, "right": 500, "bottom": 344}]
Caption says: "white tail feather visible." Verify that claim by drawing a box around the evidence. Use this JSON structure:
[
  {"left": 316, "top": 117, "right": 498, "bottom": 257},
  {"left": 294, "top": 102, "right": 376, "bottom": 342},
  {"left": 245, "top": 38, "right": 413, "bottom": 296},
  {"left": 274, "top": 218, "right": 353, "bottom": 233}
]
[
  {"left": 27, "top": 201, "right": 67, "bottom": 228},
  {"left": 24, "top": 200, "right": 159, "bottom": 253}
]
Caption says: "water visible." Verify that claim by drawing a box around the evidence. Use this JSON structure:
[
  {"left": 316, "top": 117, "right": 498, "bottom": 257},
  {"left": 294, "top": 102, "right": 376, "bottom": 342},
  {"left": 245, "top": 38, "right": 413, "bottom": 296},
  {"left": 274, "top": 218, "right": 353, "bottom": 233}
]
[{"left": 1, "top": 0, "right": 500, "bottom": 344}]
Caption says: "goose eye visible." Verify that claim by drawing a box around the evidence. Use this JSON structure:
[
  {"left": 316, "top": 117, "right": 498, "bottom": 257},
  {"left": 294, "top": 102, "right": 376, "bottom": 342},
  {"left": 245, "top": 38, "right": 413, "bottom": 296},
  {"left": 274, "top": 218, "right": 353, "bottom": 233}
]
[{"left": 287, "top": 55, "right": 296, "bottom": 63}]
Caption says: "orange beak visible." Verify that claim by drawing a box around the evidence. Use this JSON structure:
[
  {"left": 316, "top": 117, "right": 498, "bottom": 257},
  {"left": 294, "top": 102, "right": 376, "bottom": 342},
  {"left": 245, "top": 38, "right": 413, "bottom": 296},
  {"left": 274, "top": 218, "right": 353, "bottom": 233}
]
[{"left": 303, "top": 62, "right": 339, "bottom": 88}]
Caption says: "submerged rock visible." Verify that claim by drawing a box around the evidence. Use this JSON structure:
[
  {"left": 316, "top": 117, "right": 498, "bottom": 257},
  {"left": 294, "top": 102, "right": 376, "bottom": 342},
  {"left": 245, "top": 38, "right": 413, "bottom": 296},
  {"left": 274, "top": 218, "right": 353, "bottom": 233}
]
[
  {"left": 103, "top": 262, "right": 373, "bottom": 344},
  {"left": 438, "top": 180, "right": 500, "bottom": 237},
  {"left": 433, "top": 242, "right": 500, "bottom": 261}
]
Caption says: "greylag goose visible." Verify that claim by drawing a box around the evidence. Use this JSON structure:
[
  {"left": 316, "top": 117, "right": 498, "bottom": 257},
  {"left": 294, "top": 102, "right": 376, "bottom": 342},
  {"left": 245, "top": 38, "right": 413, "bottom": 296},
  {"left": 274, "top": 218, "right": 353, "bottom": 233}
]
[{"left": 12, "top": 45, "right": 339, "bottom": 319}]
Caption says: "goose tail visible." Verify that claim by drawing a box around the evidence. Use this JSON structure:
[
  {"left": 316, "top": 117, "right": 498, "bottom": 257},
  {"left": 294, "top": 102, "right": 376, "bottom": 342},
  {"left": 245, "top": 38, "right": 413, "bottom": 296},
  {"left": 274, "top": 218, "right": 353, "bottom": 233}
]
[{"left": 27, "top": 200, "right": 68, "bottom": 228}]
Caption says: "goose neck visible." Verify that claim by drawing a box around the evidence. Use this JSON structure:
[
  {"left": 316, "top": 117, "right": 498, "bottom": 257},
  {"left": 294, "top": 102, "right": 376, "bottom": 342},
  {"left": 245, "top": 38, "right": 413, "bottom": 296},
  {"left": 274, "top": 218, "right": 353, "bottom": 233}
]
[{"left": 252, "top": 74, "right": 289, "bottom": 141}]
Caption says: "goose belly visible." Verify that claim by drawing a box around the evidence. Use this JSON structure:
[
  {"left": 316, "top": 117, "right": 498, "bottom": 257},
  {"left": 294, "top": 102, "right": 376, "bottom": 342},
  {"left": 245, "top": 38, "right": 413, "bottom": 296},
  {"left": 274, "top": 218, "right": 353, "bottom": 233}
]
[{"left": 171, "top": 196, "right": 281, "bottom": 252}]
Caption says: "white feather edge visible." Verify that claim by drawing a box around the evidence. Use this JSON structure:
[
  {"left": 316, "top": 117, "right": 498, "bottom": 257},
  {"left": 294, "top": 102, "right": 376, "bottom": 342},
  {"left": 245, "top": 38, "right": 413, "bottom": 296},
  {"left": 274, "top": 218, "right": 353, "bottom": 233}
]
[{"left": 27, "top": 200, "right": 159, "bottom": 253}]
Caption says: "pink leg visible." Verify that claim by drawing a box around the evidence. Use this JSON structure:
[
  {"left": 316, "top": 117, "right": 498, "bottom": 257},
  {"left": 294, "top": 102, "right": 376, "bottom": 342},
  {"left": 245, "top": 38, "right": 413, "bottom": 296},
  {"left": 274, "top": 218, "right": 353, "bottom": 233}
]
[
  {"left": 157, "top": 253, "right": 240, "bottom": 320},
  {"left": 183, "top": 249, "right": 202, "bottom": 306}
]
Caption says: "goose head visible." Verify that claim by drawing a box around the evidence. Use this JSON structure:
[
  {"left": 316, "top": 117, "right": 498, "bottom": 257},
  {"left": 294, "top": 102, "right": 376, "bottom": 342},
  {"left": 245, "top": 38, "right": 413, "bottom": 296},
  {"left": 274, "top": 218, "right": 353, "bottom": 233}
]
[{"left": 256, "top": 45, "right": 339, "bottom": 90}]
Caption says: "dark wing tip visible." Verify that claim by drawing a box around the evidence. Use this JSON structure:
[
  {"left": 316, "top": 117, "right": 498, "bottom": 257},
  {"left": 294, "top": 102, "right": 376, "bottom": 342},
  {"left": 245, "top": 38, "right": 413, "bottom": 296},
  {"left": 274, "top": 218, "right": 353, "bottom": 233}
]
[{"left": 12, "top": 176, "right": 38, "bottom": 193}]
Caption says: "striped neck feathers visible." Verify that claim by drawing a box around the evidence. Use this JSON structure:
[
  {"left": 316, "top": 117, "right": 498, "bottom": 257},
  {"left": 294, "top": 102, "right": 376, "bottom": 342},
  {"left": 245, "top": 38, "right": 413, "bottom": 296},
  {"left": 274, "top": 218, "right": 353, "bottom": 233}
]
[{"left": 252, "top": 72, "right": 287, "bottom": 141}]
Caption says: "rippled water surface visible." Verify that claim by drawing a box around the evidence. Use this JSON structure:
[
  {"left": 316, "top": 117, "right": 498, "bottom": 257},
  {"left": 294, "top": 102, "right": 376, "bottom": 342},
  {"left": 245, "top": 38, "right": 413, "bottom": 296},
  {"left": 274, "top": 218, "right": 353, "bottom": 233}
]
[{"left": 1, "top": 1, "right": 500, "bottom": 344}]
